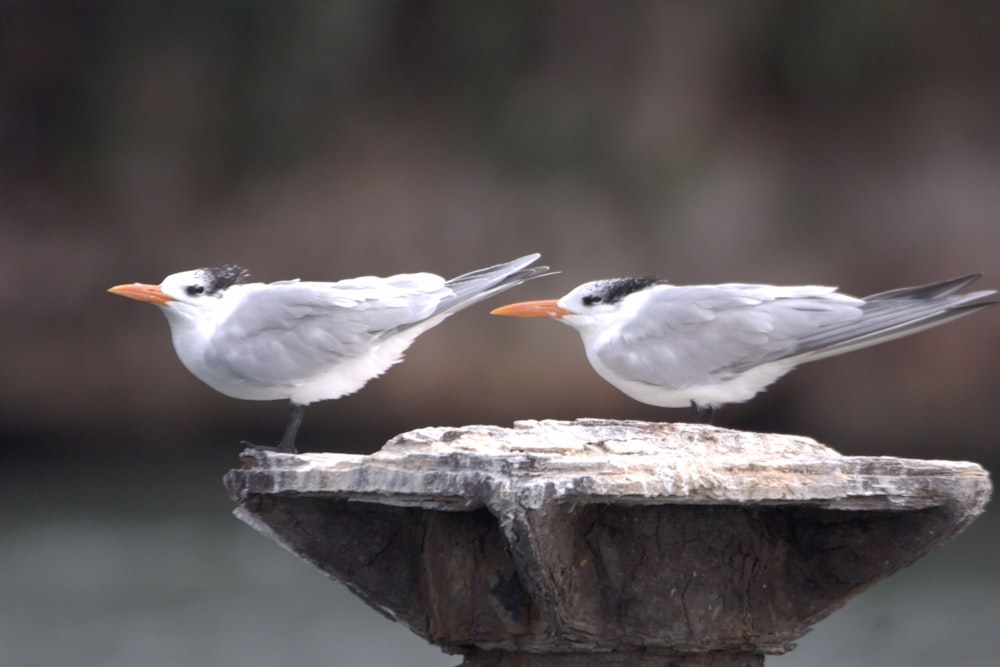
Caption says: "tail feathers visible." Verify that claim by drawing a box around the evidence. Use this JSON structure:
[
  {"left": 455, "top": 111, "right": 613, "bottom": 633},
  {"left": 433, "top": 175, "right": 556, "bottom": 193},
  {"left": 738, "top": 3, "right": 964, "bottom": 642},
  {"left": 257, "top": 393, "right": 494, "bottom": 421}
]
[
  {"left": 795, "top": 301, "right": 995, "bottom": 364},
  {"left": 384, "top": 254, "right": 553, "bottom": 339},
  {"left": 791, "top": 275, "right": 996, "bottom": 364},
  {"left": 441, "top": 253, "right": 554, "bottom": 313}
]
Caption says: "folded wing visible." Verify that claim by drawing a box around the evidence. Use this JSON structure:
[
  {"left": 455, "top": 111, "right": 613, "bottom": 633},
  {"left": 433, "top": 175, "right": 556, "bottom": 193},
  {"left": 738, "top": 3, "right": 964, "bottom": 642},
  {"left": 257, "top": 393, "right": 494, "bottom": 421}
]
[
  {"left": 205, "top": 274, "right": 451, "bottom": 387},
  {"left": 596, "top": 276, "right": 995, "bottom": 390},
  {"left": 204, "top": 254, "right": 549, "bottom": 388}
]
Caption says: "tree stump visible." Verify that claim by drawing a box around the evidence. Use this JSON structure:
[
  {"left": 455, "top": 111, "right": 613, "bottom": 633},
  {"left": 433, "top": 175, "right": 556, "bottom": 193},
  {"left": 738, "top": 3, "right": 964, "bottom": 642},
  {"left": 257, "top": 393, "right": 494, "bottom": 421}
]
[{"left": 224, "top": 419, "right": 991, "bottom": 665}]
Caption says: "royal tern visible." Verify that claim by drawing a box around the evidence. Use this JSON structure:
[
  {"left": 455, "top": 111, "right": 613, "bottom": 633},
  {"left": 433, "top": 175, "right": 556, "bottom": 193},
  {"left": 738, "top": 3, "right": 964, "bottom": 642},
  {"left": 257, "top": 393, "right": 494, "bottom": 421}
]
[
  {"left": 492, "top": 274, "right": 996, "bottom": 421},
  {"left": 109, "top": 254, "right": 550, "bottom": 452}
]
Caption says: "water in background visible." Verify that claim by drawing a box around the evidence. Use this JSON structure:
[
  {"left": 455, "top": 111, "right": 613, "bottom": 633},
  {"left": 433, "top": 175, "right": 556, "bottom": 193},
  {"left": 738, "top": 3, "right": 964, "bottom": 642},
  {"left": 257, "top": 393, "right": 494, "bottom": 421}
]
[{"left": 1, "top": 454, "right": 997, "bottom": 667}]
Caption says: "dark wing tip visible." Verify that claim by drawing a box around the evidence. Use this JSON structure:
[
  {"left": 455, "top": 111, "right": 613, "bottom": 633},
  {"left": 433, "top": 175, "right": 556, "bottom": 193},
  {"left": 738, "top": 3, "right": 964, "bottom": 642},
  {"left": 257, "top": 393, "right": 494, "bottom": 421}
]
[{"left": 865, "top": 273, "right": 986, "bottom": 301}]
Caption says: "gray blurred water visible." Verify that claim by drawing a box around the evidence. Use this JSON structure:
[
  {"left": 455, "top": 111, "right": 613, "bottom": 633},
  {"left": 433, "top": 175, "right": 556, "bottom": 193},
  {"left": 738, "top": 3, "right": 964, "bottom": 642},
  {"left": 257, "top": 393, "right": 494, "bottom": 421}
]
[{"left": 1, "top": 454, "right": 997, "bottom": 667}]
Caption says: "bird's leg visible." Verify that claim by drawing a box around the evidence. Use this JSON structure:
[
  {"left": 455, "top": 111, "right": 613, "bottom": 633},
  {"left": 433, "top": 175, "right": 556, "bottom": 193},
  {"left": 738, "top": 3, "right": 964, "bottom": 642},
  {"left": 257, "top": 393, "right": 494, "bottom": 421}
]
[
  {"left": 239, "top": 403, "right": 304, "bottom": 453},
  {"left": 277, "top": 402, "right": 305, "bottom": 453},
  {"left": 689, "top": 401, "right": 715, "bottom": 424}
]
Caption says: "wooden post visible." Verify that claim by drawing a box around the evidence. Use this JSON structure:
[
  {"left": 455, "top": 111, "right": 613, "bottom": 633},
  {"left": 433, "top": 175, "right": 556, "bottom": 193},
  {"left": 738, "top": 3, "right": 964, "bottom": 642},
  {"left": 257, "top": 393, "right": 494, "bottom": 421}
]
[{"left": 224, "top": 419, "right": 991, "bottom": 665}]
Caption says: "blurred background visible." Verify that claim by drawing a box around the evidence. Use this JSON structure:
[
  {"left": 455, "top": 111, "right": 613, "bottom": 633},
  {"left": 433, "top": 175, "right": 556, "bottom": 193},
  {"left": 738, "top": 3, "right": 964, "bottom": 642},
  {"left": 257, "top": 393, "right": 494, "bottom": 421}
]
[{"left": 2, "top": 2, "right": 998, "bottom": 665}]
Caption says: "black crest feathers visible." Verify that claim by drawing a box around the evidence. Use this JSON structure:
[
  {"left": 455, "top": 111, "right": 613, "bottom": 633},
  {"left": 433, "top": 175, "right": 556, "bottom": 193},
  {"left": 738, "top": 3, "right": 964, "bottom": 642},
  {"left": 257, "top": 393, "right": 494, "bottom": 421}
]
[
  {"left": 205, "top": 265, "right": 251, "bottom": 294},
  {"left": 584, "top": 277, "right": 662, "bottom": 305}
]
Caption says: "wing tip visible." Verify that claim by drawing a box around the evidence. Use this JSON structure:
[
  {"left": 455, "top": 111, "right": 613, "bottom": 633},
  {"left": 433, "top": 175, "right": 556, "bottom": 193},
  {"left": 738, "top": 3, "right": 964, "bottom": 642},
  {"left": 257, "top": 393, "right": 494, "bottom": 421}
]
[{"left": 865, "top": 273, "right": 993, "bottom": 301}]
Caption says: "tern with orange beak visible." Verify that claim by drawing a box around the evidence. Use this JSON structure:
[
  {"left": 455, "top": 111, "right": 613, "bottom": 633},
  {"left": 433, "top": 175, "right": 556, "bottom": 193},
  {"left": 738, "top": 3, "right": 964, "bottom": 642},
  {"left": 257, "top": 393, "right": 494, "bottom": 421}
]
[
  {"left": 109, "top": 254, "right": 550, "bottom": 452},
  {"left": 492, "top": 274, "right": 996, "bottom": 422}
]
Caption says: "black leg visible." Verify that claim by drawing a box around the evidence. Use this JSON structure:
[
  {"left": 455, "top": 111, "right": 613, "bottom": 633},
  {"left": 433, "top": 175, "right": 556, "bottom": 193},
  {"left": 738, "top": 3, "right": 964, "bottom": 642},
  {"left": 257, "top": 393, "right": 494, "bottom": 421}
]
[
  {"left": 277, "top": 402, "right": 305, "bottom": 453},
  {"left": 689, "top": 401, "right": 715, "bottom": 424},
  {"left": 240, "top": 403, "right": 305, "bottom": 453}
]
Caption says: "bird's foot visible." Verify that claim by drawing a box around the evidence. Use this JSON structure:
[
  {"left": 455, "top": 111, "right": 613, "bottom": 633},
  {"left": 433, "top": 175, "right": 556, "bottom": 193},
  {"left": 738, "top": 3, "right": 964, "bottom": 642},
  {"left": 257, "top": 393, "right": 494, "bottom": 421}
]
[
  {"left": 689, "top": 401, "right": 716, "bottom": 424},
  {"left": 239, "top": 440, "right": 299, "bottom": 454}
]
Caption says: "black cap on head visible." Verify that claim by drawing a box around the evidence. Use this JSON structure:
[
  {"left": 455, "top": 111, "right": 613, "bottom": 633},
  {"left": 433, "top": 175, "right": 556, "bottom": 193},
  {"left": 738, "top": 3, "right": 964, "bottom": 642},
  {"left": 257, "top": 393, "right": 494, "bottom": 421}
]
[
  {"left": 583, "top": 277, "right": 662, "bottom": 306},
  {"left": 204, "top": 265, "right": 251, "bottom": 294}
]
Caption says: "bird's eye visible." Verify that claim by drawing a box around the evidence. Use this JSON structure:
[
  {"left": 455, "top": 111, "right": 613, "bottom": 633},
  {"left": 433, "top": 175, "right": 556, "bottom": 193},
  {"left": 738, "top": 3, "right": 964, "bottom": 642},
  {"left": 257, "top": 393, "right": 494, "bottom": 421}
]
[
  {"left": 582, "top": 295, "right": 602, "bottom": 306},
  {"left": 186, "top": 285, "right": 206, "bottom": 296}
]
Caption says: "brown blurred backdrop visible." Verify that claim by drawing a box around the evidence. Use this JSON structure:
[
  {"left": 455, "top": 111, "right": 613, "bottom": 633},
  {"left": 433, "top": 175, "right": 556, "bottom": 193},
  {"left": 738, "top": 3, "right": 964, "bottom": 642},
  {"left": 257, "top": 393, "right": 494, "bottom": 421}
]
[{"left": 2, "top": 1, "right": 998, "bottom": 465}]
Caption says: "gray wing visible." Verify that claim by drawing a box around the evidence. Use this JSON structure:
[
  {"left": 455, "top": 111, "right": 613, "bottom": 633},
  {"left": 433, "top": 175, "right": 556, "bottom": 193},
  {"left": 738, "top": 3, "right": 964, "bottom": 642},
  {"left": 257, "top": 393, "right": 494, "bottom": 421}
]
[
  {"left": 597, "top": 275, "right": 995, "bottom": 388},
  {"left": 599, "top": 284, "right": 862, "bottom": 388},
  {"left": 204, "top": 275, "right": 453, "bottom": 386},
  {"left": 205, "top": 254, "right": 550, "bottom": 386}
]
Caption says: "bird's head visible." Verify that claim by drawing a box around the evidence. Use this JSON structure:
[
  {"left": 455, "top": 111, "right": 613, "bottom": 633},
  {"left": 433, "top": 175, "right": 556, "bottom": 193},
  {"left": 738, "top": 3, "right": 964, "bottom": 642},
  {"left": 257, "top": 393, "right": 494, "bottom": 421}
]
[
  {"left": 491, "top": 277, "right": 664, "bottom": 331},
  {"left": 108, "top": 265, "right": 251, "bottom": 319}
]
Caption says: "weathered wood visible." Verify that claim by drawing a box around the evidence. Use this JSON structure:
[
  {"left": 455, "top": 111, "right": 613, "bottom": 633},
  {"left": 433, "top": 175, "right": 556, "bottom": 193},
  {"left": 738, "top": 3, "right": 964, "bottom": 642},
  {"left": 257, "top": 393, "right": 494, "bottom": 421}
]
[
  {"left": 461, "top": 650, "right": 764, "bottom": 666},
  {"left": 225, "top": 419, "right": 991, "bottom": 664}
]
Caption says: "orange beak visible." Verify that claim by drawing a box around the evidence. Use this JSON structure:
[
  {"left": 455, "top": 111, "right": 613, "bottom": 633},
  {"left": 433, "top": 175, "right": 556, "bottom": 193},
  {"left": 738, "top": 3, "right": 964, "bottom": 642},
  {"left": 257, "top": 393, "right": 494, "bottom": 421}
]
[
  {"left": 107, "top": 283, "right": 175, "bottom": 307},
  {"left": 490, "top": 299, "right": 575, "bottom": 319}
]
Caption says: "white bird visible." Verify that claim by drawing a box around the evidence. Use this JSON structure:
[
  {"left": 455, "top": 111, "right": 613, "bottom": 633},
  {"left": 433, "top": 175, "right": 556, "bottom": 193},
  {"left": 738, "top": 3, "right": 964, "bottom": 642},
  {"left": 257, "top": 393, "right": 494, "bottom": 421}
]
[
  {"left": 109, "top": 254, "right": 551, "bottom": 452},
  {"left": 491, "top": 274, "right": 996, "bottom": 422}
]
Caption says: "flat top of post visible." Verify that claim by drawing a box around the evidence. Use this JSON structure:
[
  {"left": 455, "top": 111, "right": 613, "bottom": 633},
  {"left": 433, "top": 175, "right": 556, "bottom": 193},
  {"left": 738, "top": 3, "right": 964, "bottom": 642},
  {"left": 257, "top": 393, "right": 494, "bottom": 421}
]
[{"left": 225, "top": 419, "right": 991, "bottom": 518}]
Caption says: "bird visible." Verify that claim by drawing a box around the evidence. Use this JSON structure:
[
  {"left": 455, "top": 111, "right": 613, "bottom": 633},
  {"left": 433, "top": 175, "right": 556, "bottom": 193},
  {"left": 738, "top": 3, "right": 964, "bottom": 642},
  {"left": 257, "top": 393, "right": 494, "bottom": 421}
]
[
  {"left": 109, "top": 254, "right": 551, "bottom": 453},
  {"left": 491, "top": 273, "right": 996, "bottom": 422}
]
